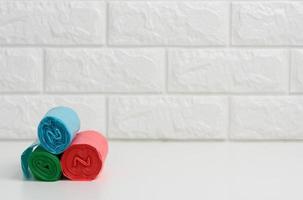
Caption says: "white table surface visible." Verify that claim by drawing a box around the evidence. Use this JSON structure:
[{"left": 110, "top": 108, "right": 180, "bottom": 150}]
[{"left": 1, "top": 141, "right": 303, "bottom": 200}]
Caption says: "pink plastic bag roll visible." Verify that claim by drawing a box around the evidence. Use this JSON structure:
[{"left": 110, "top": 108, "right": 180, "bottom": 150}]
[{"left": 61, "top": 131, "right": 108, "bottom": 181}]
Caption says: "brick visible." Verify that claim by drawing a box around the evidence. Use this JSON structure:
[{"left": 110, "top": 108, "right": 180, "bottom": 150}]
[
  {"left": 0, "top": 49, "right": 42, "bottom": 92},
  {"left": 168, "top": 49, "right": 288, "bottom": 93},
  {"left": 0, "top": 1, "right": 105, "bottom": 44},
  {"left": 109, "top": 2, "right": 228, "bottom": 46},
  {"left": 109, "top": 96, "right": 228, "bottom": 139},
  {"left": 231, "top": 96, "right": 303, "bottom": 139},
  {"left": 45, "top": 48, "right": 165, "bottom": 93},
  {"left": 232, "top": 2, "right": 303, "bottom": 45}
]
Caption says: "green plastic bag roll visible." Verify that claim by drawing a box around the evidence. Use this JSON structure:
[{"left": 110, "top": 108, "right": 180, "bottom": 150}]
[{"left": 21, "top": 144, "right": 62, "bottom": 181}]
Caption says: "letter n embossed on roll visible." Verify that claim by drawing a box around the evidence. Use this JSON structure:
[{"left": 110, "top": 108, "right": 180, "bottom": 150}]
[{"left": 73, "top": 156, "right": 91, "bottom": 167}]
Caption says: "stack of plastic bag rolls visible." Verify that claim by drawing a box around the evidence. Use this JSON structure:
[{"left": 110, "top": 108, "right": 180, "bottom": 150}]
[{"left": 21, "top": 106, "right": 108, "bottom": 181}]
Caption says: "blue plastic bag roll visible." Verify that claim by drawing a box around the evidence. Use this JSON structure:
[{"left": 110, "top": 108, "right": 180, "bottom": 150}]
[{"left": 38, "top": 106, "right": 80, "bottom": 154}]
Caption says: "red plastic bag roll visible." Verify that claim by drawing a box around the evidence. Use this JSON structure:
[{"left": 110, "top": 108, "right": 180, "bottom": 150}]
[{"left": 61, "top": 131, "right": 108, "bottom": 181}]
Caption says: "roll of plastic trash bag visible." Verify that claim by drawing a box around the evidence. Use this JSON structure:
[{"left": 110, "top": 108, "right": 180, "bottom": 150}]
[
  {"left": 38, "top": 106, "right": 80, "bottom": 154},
  {"left": 61, "top": 131, "right": 108, "bottom": 181}
]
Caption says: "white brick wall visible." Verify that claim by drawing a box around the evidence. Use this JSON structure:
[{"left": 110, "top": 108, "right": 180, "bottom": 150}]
[{"left": 1, "top": 0, "right": 303, "bottom": 140}]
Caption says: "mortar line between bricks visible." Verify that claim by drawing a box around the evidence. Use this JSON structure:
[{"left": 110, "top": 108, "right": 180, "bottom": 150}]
[
  {"left": 164, "top": 48, "right": 169, "bottom": 94},
  {"left": 3, "top": 93, "right": 303, "bottom": 97},
  {"left": 6, "top": 138, "right": 303, "bottom": 143},
  {"left": 52, "top": 0, "right": 303, "bottom": 1},
  {"left": 42, "top": 49, "right": 46, "bottom": 94},
  {"left": 107, "top": 45, "right": 303, "bottom": 49},
  {"left": 289, "top": 49, "right": 292, "bottom": 94},
  {"left": 105, "top": 0, "right": 109, "bottom": 47},
  {"left": 0, "top": 45, "right": 106, "bottom": 48},
  {"left": 102, "top": 0, "right": 302, "bottom": 3},
  {"left": 40, "top": 92, "right": 297, "bottom": 96},
  {"left": 227, "top": 96, "right": 232, "bottom": 142},
  {"left": 105, "top": 96, "right": 110, "bottom": 138},
  {"left": 0, "top": 45, "right": 302, "bottom": 49},
  {"left": 0, "top": 138, "right": 228, "bottom": 142},
  {"left": 228, "top": 2, "right": 232, "bottom": 47},
  {"left": 105, "top": 137, "right": 228, "bottom": 142}
]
